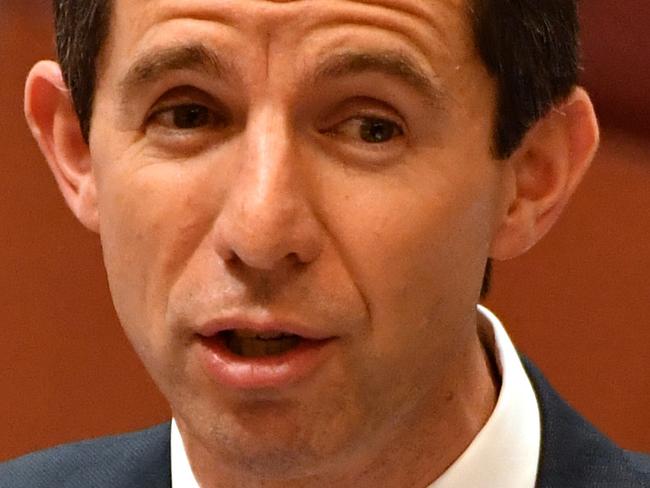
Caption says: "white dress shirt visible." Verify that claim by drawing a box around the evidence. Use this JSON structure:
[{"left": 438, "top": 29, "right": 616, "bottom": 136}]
[{"left": 171, "top": 305, "right": 541, "bottom": 487}]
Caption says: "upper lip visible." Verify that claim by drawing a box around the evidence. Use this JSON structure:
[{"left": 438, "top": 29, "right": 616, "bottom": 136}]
[{"left": 197, "top": 317, "right": 336, "bottom": 341}]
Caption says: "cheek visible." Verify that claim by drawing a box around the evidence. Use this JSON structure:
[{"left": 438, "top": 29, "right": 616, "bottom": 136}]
[
  {"left": 324, "top": 158, "right": 498, "bottom": 345},
  {"left": 96, "top": 162, "right": 220, "bottom": 342},
  {"left": 318, "top": 164, "right": 499, "bottom": 422}
]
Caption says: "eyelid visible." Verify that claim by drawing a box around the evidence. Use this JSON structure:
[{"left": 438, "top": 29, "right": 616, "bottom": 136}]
[
  {"left": 147, "top": 85, "right": 225, "bottom": 114},
  {"left": 349, "top": 113, "right": 404, "bottom": 128},
  {"left": 148, "top": 102, "right": 205, "bottom": 121},
  {"left": 324, "top": 96, "right": 408, "bottom": 129},
  {"left": 337, "top": 114, "right": 403, "bottom": 130}
]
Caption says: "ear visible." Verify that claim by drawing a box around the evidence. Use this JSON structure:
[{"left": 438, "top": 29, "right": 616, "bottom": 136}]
[
  {"left": 24, "top": 61, "right": 99, "bottom": 233},
  {"left": 489, "top": 88, "right": 599, "bottom": 260}
]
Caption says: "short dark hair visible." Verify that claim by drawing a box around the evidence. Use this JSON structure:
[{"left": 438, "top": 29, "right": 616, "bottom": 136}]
[
  {"left": 53, "top": 0, "right": 112, "bottom": 141},
  {"left": 471, "top": 0, "right": 580, "bottom": 158},
  {"left": 52, "top": 0, "right": 580, "bottom": 296}
]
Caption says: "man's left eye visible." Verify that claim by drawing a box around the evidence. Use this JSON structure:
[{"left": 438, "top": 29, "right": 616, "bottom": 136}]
[
  {"left": 331, "top": 117, "right": 404, "bottom": 144},
  {"left": 359, "top": 118, "right": 404, "bottom": 143}
]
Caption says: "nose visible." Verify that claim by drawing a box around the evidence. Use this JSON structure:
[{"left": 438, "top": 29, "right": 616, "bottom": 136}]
[{"left": 213, "top": 105, "right": 323, "bottom": 271}]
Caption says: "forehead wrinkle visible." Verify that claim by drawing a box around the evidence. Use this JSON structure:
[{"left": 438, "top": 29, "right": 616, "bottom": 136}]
[
  {"left": 313, "top": 50, "right": 446, "bottom": 107},
  {"left": 316, "top": 0, "right": 465, "bottom": 54},
  {"left": 141, "top": 0, "right": 463, "bottom": 53}
]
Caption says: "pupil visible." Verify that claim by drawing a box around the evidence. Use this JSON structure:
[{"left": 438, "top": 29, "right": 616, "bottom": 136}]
[
  {"left": 361, "top": 119, "right": 395, "bottom": 143},
  {"left": 174, "top": 105, "right": 209, "bottom": 129}
]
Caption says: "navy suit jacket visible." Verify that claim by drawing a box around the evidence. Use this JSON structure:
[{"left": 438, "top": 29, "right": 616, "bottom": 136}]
[{"left": 2, "top": 359, "right": 649, "bottom": 487}]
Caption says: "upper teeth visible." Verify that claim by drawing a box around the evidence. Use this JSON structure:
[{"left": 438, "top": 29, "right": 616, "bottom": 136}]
[{"left": 233, "top": 329, "right": 290, "bottom": 340}]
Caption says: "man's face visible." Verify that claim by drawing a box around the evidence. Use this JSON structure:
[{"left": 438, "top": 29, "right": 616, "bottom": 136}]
[{"left": 90, "top": 0, "right": 506, "bottom": 477}]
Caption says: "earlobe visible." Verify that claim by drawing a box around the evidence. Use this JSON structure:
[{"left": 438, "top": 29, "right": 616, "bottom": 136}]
[
  {"left": 24, "top": 60, "right": 99, "bottom": 233},
  {"left": 490, "top": 88, "right": 599, "bottom": 260}
]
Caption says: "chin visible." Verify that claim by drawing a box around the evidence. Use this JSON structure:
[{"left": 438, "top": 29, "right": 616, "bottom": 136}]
[{"left": 180, "top": 393, "right": 365, "bottom": 479}]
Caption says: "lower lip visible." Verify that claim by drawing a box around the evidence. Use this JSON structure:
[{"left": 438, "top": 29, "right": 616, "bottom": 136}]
[{"left": 197, "top": 335, "right": 336, "bottom": 390}]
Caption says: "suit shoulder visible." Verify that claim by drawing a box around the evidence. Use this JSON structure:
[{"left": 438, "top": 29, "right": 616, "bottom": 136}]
[
  {"left": 522, "top": 357, "right": 650, "bottom": 487},
  {"left": 0, "top": 423, "right": 171, "bottom": 488},
  {"left": 624, "top": 450, "right": 650, "bottom": 477}
]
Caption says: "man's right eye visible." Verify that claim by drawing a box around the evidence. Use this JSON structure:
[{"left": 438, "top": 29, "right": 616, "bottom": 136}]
[{"left": 148, "top": 103, "right": 221, "bottom": 130}]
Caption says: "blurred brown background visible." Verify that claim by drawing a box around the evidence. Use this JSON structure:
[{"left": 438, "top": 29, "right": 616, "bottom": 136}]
[{"left": 1, "top": 0, "right": 648, "bottom": 460}]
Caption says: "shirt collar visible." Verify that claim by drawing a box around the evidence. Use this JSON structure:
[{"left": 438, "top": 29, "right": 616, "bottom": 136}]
[
  {"left": 428, "top": 305, "right": 541, "bottom": 488},
  {"left": 171, "top": 305, "right": 540, "bottom": 488},
  {"left": 171, "top": 418, "right": 200, "bottom": 488}
]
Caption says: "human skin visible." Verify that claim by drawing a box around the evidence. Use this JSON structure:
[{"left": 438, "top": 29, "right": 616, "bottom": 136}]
[{"left": 24, "top": 0, "right": 599, "bottom": 486}]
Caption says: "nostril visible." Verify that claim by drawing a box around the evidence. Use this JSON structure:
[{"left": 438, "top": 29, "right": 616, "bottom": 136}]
[{"left": 286, "top": 251, "right": 304, "bottom": 265}]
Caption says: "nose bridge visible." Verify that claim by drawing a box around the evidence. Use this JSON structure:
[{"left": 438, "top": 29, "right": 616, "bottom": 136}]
[
  {"left": 237, "top": 103, "right": 300, "bottom": 232},
  {"left": 214, "top": 103, "right": 321, "bottom": 269},
  {"left": 245, "top": 104, "right": 294, "bottom": 208}
]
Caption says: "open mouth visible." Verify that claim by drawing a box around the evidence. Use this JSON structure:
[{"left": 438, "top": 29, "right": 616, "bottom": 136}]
[
  {"left": 198, "top": 324, "right": 336, "bottom": 388},
  {"left": 220, "top": 330, "right": 303, "bottom": 358}
]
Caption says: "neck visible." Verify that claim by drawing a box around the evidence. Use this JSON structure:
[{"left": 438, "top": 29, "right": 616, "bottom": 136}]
[{"left": 339, "top": 323, "right": 499, "bottom": 488}]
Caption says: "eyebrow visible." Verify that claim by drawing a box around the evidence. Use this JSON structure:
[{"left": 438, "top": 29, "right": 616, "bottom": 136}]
[
  {"left": 118, "top": 43, "right": 233, "bottom": 104},
  {"left": 313, "top": 51, "right": 445, "bottom": 106},
  {"left": 116, "top": 45, "right": 444, "bottom": 109}
]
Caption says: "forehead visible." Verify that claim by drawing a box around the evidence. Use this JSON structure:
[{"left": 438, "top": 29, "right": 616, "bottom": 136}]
[{"left": 104, "top": 0, "right": 475, "bottom": 70}]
